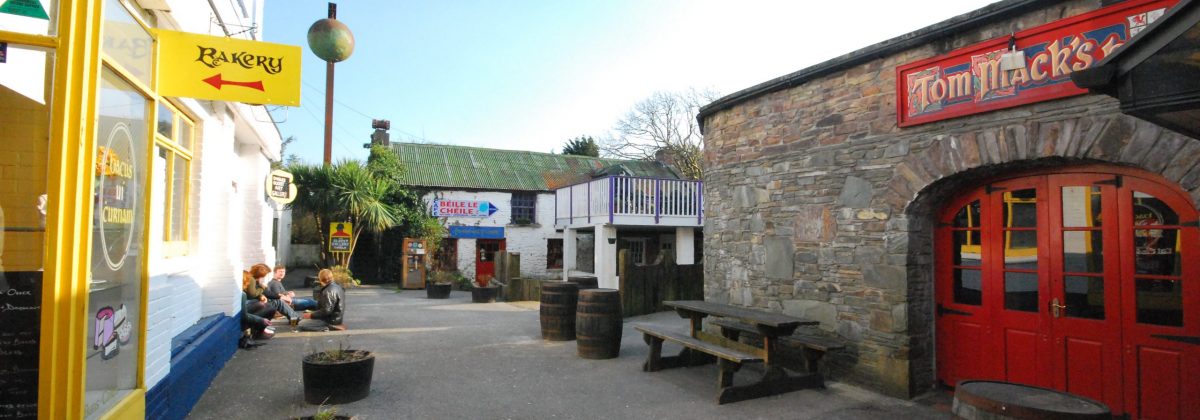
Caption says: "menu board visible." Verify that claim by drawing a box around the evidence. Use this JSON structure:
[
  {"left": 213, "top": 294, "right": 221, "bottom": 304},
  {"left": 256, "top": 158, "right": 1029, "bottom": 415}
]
[{"left": 0, "top": 272, "right": 41, "bottom": 419}]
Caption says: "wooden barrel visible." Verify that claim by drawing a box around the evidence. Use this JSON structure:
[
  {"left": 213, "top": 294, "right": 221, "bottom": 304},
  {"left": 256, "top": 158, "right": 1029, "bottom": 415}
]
[
  {"left": 540, "top": 282, "right": 579, "bottom": 341},
  {"left": 576, "top": 289, "right": 622, "bottom": 359},
  {"left": 568, "top": 276, "right": 598, "bottom": 290},
  {"left": 952, "top": 380, "right": 1110, "bottom": 420}
]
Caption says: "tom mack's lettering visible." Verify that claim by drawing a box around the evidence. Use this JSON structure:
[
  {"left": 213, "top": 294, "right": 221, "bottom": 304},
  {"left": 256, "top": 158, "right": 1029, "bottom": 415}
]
[
  {"left": 195, "top": 45, "right": 284, "bottom": 75},
  {"left": 897, "top": 0, "right": 1174, "bottom": 127}
]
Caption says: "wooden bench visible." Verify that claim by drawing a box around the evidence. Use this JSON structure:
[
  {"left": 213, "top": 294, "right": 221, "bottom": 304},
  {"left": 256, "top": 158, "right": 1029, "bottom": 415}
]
[
  {"left": 634, "top": 325, "right": 763, "bottom": 390},
  {"left": 633, "top": 300, "right": 825, "bottom": 404},
  {"left": 711, "top": 319, "right": 845, "bottom": 375}
]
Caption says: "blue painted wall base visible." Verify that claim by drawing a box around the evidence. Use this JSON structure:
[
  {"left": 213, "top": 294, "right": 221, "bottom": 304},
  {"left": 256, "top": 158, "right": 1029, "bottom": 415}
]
[{"left": 145, "top": 313, "right": 239, "bottom": 420}]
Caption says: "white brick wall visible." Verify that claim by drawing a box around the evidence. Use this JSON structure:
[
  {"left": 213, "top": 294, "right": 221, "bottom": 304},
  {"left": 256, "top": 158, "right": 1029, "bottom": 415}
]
[
  {"left": 142, "top": 98, "right": 280, "bottom": 389},
  {"left": 425, "top": 190, "right": 562, "bottom": 280}
]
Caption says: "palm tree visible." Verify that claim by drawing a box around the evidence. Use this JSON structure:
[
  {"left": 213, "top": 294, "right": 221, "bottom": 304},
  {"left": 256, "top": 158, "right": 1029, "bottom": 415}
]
[{"left": 288, "top": 160, "right": 399, "bottom": 267}]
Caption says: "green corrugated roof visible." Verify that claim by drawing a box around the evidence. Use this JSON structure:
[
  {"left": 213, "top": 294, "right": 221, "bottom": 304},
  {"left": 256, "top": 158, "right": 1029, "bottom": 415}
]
[{"left": 392, "top": 143, "right": 680, "bottom": 191}]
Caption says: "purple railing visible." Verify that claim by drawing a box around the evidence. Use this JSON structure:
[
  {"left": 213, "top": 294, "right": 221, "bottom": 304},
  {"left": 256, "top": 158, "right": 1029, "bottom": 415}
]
[{"left": 555, "top": 176, "right": 702, "bottom": 226}]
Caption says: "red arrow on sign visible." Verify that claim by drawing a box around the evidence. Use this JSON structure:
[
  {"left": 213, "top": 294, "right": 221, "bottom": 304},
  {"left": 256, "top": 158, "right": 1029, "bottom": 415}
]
[{"left": 202, "top": 74, "right": 265, "bottom": 91}]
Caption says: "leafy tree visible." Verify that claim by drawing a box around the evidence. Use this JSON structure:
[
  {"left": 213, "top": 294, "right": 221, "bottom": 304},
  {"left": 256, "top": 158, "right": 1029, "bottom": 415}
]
[
  {"left": 272, "top": 135, "right": 301, "bottom": 169},
  {"left": 287, "top": 159, "right": 399, "bottom": 267},
  {"left": 561, "top": 136, "right": 600, "bottom": 157},
  {"left": 602, "top": 88, "right": 720, "bottom": 179}
]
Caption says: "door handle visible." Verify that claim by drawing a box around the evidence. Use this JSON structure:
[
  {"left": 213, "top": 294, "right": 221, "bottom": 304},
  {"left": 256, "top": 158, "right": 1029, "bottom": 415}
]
[
  {"left": 1050, "top": 298, "right": 1067, "bottom": 318},
  {"left": 937, "top": 303, "right": 972, "bottom": 317}
]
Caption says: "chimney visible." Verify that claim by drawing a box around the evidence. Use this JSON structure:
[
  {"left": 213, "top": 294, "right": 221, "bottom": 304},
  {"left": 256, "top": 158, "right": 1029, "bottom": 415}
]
[{"left": 367, "top": 119, "right": 390, "bottom": 147}]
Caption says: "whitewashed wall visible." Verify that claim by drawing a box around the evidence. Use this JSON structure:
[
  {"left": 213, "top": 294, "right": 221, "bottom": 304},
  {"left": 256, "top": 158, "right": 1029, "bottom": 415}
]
[
  {"left": 424, "top": 190, "right": 562, "bottom": 280},
  {"left": 139, "top": 0, "right": 281, "bottom": 390}
]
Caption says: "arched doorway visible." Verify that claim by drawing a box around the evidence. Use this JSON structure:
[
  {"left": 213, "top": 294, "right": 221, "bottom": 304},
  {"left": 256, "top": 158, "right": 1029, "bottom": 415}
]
[{"left": 935, "top": 166, "right": 1199, "bottom": 418}]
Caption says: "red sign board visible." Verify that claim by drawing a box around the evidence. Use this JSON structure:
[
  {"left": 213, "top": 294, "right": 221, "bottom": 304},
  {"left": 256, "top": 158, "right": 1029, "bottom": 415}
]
[{"left": 896, "top": 0, "right": 1177, "bottom": 127}]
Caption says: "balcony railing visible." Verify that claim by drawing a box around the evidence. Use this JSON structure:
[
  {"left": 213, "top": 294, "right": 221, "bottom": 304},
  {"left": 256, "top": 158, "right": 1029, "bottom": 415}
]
[{"left": 554, "top": 176, "right": 703, "bottom": 228}]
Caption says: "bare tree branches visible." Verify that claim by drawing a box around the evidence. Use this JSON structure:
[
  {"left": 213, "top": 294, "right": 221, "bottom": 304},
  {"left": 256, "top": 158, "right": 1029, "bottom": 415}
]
[{"left": 602, "top": 88, "right": 719, "bottom": 179}]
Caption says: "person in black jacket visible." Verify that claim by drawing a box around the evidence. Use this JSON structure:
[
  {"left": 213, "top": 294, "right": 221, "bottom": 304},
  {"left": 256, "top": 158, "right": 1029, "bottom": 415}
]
[{"left": 299, "top": 268, "right": 345, "bottom": 331}]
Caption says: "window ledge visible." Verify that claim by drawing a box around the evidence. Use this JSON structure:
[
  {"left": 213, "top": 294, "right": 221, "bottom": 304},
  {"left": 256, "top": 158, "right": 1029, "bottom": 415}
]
[{"left": 506, "top": 223, "right": 542, "bottom": 228}]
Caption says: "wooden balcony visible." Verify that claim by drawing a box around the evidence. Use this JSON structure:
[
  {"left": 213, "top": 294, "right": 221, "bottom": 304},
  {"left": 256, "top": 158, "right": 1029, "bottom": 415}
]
[{"left": 554, "top": 176, "right": 703, "bottom": 229}]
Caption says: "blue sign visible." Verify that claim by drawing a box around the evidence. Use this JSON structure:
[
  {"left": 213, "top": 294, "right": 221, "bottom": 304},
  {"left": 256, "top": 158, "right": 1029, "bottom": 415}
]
[{"left": 449, "top": 226, "right": 505, "bottom": 239}]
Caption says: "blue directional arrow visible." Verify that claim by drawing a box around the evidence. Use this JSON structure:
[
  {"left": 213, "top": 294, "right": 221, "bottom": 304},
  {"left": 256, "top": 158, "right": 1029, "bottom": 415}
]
[{"left": 487, "top": 202, "right": 499, "bottom": 216}]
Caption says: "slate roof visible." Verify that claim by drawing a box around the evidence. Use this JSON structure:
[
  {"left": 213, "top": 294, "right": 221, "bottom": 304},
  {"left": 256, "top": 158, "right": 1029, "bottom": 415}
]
[{"left": 391, "top": 143, "right": 680, "bottom": 191}]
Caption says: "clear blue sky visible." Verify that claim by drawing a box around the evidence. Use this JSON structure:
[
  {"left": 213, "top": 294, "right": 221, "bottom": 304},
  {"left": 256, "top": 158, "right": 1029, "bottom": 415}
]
[{"left": 262, "top": 0, "right": 997, "bottom": 164}]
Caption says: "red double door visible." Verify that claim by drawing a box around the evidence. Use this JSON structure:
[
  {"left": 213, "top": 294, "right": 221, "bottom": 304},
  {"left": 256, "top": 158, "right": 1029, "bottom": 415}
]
[{"left": 936, "top": 170, "right": 1199, "bottom": 419}]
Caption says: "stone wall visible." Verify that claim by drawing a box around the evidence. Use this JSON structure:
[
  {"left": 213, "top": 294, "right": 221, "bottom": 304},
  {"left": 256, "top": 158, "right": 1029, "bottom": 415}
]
[{"left": 700, "top": 0, "right": 1200, "bottom": 398}]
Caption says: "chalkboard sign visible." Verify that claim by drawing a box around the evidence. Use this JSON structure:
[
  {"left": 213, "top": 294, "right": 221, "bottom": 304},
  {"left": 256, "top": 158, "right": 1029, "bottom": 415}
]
[{"left": 0, "top": 272, "right": 41, "bottom": 420}]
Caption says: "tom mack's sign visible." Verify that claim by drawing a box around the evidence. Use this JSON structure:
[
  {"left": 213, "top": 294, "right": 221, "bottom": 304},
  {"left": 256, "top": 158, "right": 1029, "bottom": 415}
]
[
  {"left": 155, "top": 29, "right": 301, "bottom": 106},
  {"left": 896, "top": 0, "right": 1176, "bottom": 127}
]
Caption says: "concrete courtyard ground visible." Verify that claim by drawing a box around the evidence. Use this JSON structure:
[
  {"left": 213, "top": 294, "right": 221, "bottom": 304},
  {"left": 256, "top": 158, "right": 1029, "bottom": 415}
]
[{"left": 187, "top": 270, "right": 948, "bottom": 420}]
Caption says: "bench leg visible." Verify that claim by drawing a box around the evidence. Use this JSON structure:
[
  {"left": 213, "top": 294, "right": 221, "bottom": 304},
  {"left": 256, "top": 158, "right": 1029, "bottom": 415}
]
[
  {"left": 716, "top": 366, "right": 824, "bottom": 405},
  {"left": 643, "top": 335, "right": 664, "bottom": 372},
  {"left": 801, "top": 348, "right": 825, "bottom": 374},
  {"left": 717, "top": 359, "right": 740, "bottom": 388}
]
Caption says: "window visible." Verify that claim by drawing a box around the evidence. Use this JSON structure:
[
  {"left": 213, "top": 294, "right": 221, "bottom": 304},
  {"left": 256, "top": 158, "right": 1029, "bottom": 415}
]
[
  {"left": 154, "top": 100, "right": 193, "bottom": 256},
  {"left": 628, "top": 239, "right": 646, "bottom": 265},
  {"left": 511, "top": 192, "right": 536, "bottom": 224},
  {"left": 434, "top": 238, "right": 458, "bottom": 271},
  {"left": 547, "top": 239, "right": 563, "bottom": 269}
]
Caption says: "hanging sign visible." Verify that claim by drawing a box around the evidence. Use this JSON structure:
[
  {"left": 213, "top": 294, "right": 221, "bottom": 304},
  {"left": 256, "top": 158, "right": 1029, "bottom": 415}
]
[
  {"left": 266, "top": 169, "right": 297, "bottom": 204},
  {"left": 329, "top": 222, "right": 352, "bottom": 252},
  {"left": 0, "top": 0, "right": 49, "bottom": 19},
  {"left": 897, "top": 0, "right": 1175, "bottom": 127},
  {"left": 431, "top": 199, "right": 499, "bottom": 217},
  {"left": 448, "top": 226, "right": 505, "bottom": 239},
  {"left": 155, "top": 29, "right": 301, "bottom": 106}
]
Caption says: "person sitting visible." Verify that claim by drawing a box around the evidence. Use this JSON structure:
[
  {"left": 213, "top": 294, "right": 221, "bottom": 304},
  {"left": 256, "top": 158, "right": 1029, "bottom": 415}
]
[
  {"left": 245, "top": 263, "right": 299, "bottom": 326},
  {"left": 298, "top": 268, "right": 345, "bottom": 332},
  {"left": 265, "top": 264, "right": 317, "bottom": 311},
  {"left": 240, "top": 271, "right": 273, "bottom": 342}
]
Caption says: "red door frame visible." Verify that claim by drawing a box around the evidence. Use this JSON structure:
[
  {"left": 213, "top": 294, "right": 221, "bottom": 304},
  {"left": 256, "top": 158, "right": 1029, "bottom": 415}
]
[{"left": 935, "top": 165, "right": 1199, "bottom": 418}]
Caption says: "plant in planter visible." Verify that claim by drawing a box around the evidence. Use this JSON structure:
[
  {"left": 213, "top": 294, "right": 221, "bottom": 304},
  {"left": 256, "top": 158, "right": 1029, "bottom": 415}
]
[
  {"left": 302, "top": 341, "right": 375, "bottom": 405},
  {"left": 471, "top": 274, "right": 501, "bottom": 303},
  {"left": 426, "top": 270, "right": 455, "bottom": 299},
  {"left": 292, "top": 403, "right": 356, "bottom": 420}
]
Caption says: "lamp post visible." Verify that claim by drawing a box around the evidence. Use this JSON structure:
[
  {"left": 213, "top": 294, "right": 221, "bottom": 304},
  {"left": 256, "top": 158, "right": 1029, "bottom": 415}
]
[{"left": 306, "top": 2, "right": 355, "bottom": 165}]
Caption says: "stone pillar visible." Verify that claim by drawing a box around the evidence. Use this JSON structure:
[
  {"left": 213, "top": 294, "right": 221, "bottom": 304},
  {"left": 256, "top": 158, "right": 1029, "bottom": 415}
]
[
  {"left": 675, "top": 227, "right": 695, "bottom": 265},
  {"left": 563, "top": 228, "right": 576, "bottom": 281},
  {"left": 594, "top": 224, "right": 617, "bottom": 289}
]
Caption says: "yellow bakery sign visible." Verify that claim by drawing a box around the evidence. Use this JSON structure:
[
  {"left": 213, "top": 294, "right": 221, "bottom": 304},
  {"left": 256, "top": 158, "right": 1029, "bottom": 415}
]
[{"left": 155, "top": 29, "right": 301, "bottom": 106}]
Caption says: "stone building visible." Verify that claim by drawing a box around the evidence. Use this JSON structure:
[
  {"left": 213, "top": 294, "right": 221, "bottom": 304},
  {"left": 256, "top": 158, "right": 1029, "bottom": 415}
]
[{"left": 698, "top": 0, "right": 1198, "bottom": 417}]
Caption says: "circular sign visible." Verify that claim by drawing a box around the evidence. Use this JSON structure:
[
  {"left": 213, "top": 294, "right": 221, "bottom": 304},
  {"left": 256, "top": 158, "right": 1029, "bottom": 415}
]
[
  {"left": 266, "top": 169, "right": 298, "bottom": 205},
  {"left": 97, "top": 122, "right": 137, "bottom": 271}
]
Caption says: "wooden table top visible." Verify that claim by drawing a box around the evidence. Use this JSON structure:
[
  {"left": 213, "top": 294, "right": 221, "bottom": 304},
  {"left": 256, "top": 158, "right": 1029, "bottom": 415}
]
[{"left": 664, "top": 300, "right": 817, "bottom": 330}]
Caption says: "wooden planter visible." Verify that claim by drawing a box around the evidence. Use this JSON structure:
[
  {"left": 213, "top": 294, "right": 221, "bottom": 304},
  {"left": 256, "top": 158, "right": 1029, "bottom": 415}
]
[
  {"left": 302, "top": 350, "right": 375, "bottom": 404},
  {"left": 426, "top": 283, "right": 452, "bottom": 299},
  {"left": 471, "top": 285, "right": 500, "bottom": 303}
]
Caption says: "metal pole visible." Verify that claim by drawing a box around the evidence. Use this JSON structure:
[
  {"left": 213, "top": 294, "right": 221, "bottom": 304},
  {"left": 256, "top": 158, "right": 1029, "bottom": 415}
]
[
  {"left": 324, "top": 60, "right": 334, "bottom": 165},
  {"left": 323, "top": 3, "right": 336, "bottom": 165}
]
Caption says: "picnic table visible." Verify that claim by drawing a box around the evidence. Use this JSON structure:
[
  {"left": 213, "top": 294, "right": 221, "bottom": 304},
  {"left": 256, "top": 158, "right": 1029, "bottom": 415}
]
[{"left": 634, "top": 300, "right": 826, "bottom": 404}]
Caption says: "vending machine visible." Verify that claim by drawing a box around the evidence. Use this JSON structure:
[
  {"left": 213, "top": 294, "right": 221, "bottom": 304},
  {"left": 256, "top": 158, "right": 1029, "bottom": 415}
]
[{"left": 401, "top": 238, "right": 426, "bottom": 289}]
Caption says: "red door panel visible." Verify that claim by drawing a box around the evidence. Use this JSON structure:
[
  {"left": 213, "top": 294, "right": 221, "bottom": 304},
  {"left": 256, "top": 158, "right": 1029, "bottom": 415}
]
[
  {"left": 1062, "top": 337, "right": 1105, "bottom": 401},
  {"left": 937, "top": 169, "right": 1199, "bottom": 419},
  {"left": 1137, "top": 346, "right": 1183, "bottom": 420},
  {"left": 1118, "top": 177, "right": 1200, "bottom": 419},
  {"left": 1047, "top": 174, "right": 1124, "bottom": 412},
  {"left": 1003, "top": 328, "right": 1039, "bottom": 385},
  {"left": 936, "top": 188, "right": 996, "bottom": 386}
]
